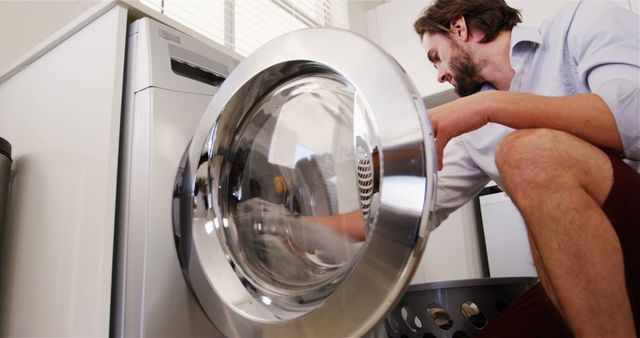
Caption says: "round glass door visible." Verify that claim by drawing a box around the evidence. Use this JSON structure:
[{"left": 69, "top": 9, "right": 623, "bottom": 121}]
[
  {"left": 220, "top": 72, "right": 378, "bottom": 317},
  {"left": 175, "top": 28, "right": 436, "bottom": 337}
]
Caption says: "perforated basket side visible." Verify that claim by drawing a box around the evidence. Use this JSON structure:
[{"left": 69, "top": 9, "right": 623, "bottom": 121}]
[{"left": 385, "top": 277, "right": 538, "bottom": 338}]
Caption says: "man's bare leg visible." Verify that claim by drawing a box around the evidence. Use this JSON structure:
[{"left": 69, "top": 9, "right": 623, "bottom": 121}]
[{"left": 495, "top": 128, "right": 636, "bottom": 337}]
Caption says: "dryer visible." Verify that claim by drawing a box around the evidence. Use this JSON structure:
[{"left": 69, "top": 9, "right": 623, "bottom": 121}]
[{"left": 114, "top": 16, "right": 437, "bottom": 337}]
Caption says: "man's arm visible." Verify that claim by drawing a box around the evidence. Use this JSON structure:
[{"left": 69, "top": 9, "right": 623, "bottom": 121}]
[
  {"left": 430, "top": 137, "right": 490, "bottom": 227},
  {"left": 428, "top": 90, "right": 622, "bottom": 170}
]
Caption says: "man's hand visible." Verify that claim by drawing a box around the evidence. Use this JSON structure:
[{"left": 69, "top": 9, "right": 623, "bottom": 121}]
[{"left": 428, "top": 91, "right": 492, "bottom": 170}]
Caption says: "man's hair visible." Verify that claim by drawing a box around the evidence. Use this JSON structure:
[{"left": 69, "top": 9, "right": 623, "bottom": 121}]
[{"left": 414, "top": 0, "right": 522, "bottom": 43}]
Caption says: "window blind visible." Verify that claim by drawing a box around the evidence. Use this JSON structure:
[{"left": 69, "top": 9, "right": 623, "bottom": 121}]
[{"left": 140, "top": 0, "right": 349, "bottom": 56}]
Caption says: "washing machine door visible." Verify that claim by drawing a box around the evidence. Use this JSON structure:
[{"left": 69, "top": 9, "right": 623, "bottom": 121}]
[{"left": 175, "top": 28, "right": 437, "bottom": 337}]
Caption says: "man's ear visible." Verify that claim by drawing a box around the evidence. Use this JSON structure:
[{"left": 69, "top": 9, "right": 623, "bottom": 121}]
[{"left": 449, "top": 15, "right": 469, "bottom": 41}]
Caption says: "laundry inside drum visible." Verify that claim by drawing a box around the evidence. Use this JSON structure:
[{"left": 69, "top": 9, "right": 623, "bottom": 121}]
[{"left": 220, "top": 72, "right": 381, "bottom": 319}]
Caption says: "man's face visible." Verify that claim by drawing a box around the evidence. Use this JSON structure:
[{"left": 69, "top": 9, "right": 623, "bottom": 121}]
[{"left": 422, "top": 33, "right": 484, "bottom": 97}]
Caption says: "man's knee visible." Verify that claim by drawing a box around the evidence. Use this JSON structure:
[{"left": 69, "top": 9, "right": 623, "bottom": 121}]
[
  {"left": 495, "top": 128, "right": 613, "bottom": 205},
  {"left": 495, "top": 129, "right": 561, "bottom": 192}
]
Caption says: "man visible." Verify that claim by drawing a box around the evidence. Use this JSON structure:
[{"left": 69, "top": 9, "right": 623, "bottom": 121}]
[{"left": 414, "top": 0, "right": 639, "bottom": 337}]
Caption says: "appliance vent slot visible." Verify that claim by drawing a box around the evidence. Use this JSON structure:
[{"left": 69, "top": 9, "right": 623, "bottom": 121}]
[
  {"left": 170, "top": 58, "right": 225, "bottom": 87},
  {"left": 355, "top": 142, "right": 379, "bottom": 231},
  {"left": 357, "top": 156, "right": 374, "bottom": 223}
]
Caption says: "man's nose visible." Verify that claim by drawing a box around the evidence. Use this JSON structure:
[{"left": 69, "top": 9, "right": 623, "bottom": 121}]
[{"left": 437, "top": 68, "right": 448, "bottom": 83}]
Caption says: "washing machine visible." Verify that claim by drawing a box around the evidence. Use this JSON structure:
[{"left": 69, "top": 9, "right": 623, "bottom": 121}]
[{"left": 113, "top": 16, "right": 437, "bottom": 337}]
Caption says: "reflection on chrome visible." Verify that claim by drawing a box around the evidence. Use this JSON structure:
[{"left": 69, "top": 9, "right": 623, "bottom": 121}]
[{"left": 209, "top": 73, "right": 381, "bottom": 318}]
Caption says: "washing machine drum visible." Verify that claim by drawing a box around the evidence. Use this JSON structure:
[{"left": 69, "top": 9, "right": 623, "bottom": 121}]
[{"left": 174, "top": 28, "right": 437, "bottom": 337}]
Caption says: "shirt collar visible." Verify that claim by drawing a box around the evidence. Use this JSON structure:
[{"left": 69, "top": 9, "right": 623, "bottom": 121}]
[
  {"left": 509, "top": 26, "right": 542, "bottom": 78},
  {"left": 510, "top": 26, "right": 542, "bottom": 55},
  {"left": 511, "top": 26, "right": 542, "bottom": 47}
]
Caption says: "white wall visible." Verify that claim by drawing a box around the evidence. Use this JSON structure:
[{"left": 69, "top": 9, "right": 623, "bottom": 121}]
[
  {"left": 366, "top": 0, "right": 638, "bottom": 97},
  {"left": 347, "top": 0, "right": 386, "bottom": 37},
  {"left": 0, "top": 1, "right": 100, "bottom": 70},
  {"left": 367, "top": 0, "right": 448, "bottom": 97}
]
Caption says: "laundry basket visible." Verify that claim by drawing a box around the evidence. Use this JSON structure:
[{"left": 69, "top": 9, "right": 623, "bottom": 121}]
[{"left": 385, "top": 277, "right": 538, "bottom": 338}]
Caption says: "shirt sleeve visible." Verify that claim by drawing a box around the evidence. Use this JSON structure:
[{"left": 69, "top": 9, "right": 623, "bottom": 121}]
[
  {"left": 569, "top": 2, "right": 640, "bottom": 160},
  {"left": 429, "top": 137, "right": 490, "bottom": 228}
]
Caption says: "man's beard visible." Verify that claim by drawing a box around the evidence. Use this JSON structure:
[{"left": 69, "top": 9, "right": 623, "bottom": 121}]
[{"left": 450, "top": 43, "right": 484, "bottom": 97}]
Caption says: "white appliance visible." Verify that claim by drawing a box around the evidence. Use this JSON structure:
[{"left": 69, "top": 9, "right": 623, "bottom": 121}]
[
  {"left": 112, "top": 17, "right": 239, "bottom": 337},
  {"left": 114, "top": 16, "right": 438, "bottom": 337},
  {"left": 479, "top": 188, "right": 537, "bottom": 278},
  {"left": 0, "top": 6, "right": 128, "bottom": 336}
]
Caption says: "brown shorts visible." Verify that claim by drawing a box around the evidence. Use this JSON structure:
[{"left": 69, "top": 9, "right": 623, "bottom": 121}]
[
  {"left": 476, "top": 153, "right": 640, "bottom": 338},
  {"left": 602, "top": 152, "right": 640, "bottom": 332}
]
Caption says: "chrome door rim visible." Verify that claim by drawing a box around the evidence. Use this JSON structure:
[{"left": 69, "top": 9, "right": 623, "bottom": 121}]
[{"left": 176, "top": 28, "right": 437, "bottom": 337}]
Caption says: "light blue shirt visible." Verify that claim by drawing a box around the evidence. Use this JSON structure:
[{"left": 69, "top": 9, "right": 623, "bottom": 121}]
[{"left": 431, "top": 1, "right": 640, "bottom": 227}]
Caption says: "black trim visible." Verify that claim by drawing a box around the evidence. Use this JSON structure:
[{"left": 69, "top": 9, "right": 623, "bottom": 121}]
[
  {"left": 479, "top": 185, "right": 503, "bottom": 196},
  {"left": 170, "top": 59, "right": 225, "bottom": 87},
  {"left": 473, "top": 197, "right": 491, "bottom": 277},
  {"left": 406, "top": 276, "right": 538, "bottom": 292},
  {"left": 0, "top": 136, "right": 11, "bottom": 160}
]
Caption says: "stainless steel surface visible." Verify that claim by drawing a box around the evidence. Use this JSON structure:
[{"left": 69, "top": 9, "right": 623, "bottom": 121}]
[
  {"left": 0, "top": 137, "right": 11, "bottom": 245},
  {"left": 175, "top": 28, "right": 437, "bottom": 337}
]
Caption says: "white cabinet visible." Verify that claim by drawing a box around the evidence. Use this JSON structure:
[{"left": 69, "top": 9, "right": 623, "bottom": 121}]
[
  {"left": 479, "top": 191, "right": 537, "bottom": 277},
  {"left": 0, "top": 4, "right": 127, "bottom": 336},
  {"left": 411, "top": 201, "right": 485, "bottom": 283}
]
